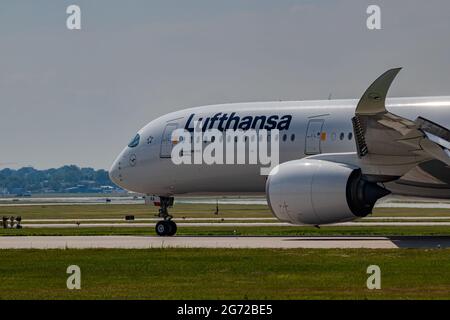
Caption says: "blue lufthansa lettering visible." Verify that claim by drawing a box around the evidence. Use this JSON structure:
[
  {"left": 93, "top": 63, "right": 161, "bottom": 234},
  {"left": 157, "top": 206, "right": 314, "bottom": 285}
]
[{"left": 185, "top": 113, "right": 292, "bottom": 132}]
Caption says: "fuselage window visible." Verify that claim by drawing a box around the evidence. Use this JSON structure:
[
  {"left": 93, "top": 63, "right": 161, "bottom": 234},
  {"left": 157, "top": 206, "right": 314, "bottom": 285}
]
[
  {"left": 339, "top": 132, "right": 345, "bottom": 140},
  {"left": 348, "top": 132, "right": 353, "bottom": 140},
  {"left": 128, "top": 134, "right": 140, "bottom": 148},
  {"left": 290, "top": 134, "right": 295, "bottom": 141},
  {"left": 282, "top": 134, "right": 287, "bottom": 142}
]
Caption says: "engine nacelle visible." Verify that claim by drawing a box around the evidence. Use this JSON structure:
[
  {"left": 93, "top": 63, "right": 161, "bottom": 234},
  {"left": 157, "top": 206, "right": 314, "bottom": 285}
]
[{"left": 266, "top": 159, "right": 390, "bottom": 225}]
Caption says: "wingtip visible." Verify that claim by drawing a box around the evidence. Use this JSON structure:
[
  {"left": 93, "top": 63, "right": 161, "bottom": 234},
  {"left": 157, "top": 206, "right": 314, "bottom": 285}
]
[
  {"left": 390, "top": 67, "right": 403, "bottom": 73},
  {"left": 355, "top": 67, "right": 403, "bottom": 115},
  {"left": 382, "top": 67, "right": 403, "bottom": 80}
]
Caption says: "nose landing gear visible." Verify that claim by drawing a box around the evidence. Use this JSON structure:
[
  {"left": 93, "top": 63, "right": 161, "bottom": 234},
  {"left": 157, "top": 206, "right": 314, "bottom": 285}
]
[
  {"left": 154, "top": 196, "right": 177, "bottom": 236},
  {"left": 155, "top": 220, "right": 177, "bottom": 236}
]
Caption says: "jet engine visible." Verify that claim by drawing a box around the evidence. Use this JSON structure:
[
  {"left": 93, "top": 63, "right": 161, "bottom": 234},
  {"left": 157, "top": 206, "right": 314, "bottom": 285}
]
[{"left": 266, "top": 159, "right": 390, "bottom": 225}]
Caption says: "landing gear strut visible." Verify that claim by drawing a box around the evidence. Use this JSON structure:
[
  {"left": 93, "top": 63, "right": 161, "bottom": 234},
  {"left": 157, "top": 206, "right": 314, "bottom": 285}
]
[{"left": 154, "top": 196, "right": 177, "bottom": 236}]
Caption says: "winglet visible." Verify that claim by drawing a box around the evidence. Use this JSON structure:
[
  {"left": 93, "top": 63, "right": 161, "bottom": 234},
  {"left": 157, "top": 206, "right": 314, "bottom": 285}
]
[{"left": 355, "top": 68, "right": 402, "bottom": 115}]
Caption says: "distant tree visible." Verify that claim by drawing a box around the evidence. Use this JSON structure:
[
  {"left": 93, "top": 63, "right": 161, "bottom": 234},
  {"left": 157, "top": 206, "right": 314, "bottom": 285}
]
[{"left": 0, "top": 165, "right": 117, "bottom": 194}]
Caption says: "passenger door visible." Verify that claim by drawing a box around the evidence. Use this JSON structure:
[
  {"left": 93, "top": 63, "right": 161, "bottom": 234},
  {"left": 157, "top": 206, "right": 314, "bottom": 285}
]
[
  {"left": 305, "top": 119, "right": 324, "bottom": 155},
  {"left": 160, "top": 123, "right": 179, "bottom": 158}
]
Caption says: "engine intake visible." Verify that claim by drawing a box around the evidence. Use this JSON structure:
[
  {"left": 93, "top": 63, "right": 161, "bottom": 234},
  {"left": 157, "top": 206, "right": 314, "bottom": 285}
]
[{"left": 266, "top": 159, "right": 390, "bottom": 225}]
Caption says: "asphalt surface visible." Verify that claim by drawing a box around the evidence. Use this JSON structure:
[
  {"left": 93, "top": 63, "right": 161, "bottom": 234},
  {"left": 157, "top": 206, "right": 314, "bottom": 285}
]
[
  {"left": 17, "top": 221, "right": 450, "bottom": 228},
  {"left": 1, "top": 235, "right": 449, "bottom": 249}
]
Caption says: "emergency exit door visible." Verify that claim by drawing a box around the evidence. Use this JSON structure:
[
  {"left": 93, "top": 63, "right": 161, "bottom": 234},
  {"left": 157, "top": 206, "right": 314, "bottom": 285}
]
[
  {"left": 160, "top": 123, "right": 179, "bottom": 158},
  {"left": 305, "top": 119, "right": 324, "bottom": 155}
]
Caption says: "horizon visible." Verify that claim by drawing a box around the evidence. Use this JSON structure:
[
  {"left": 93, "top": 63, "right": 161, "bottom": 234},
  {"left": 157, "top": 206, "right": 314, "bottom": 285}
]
[{"left": 0, "top": 164, "right": 111, "bottom": 171}]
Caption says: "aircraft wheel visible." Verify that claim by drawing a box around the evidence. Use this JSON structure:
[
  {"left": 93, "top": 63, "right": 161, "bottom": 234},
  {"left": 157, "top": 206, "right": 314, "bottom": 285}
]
[
  {"left": 167, "top": 220, "right": 177, "bottom": 236},
  {"left": 155, "top": 220, "right": 171, "bottom": 236}
]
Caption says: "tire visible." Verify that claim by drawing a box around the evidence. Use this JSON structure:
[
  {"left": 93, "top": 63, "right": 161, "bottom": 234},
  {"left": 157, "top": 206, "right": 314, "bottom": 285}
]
[
  {"left": 167, "top": 220, "right": 177, "bottom": 236},
  {"left": 155, "top": 220, "right": 170, "bottom": 236}
]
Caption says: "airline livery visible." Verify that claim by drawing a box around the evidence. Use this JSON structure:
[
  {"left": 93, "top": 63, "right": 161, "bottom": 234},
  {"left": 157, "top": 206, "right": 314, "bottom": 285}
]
[
  {"left": 110, "top": 68, "right": 450, "bottom": 236},
  {"left": 183, "top": 113, "right": 293, "bottom": 132}
]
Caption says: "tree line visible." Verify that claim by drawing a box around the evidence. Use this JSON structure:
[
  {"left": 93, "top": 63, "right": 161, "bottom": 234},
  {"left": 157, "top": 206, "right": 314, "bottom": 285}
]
[{"left": 0, "top": 165, "right": 116, "bottom": 194}]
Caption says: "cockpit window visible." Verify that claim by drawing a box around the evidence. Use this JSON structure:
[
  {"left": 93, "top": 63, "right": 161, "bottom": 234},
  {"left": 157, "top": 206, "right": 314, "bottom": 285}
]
[{"left": 128, "top": 134, "right": 140, "bottom": 148}]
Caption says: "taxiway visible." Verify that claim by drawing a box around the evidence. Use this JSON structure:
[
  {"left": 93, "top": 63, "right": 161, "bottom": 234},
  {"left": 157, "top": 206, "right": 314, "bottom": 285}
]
[{"left": 1, "top": 235, "right": 449, "bottom": 249}]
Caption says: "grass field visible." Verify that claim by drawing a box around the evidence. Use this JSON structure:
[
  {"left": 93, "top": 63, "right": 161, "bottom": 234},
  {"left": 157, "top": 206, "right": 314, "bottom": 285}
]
[
  {"left": 1, "top": 203, "right": 450, "bottom": 236},
  {"left": 2, "top": 203, "right": 450, "bottom": 220},
  {"left": 0, "top": 248, "right": 449, "bottom": 299},
  {"left": 2, "top": 225, "right": 450, "bottom": 237},
  {"left": 1, "top": 202, "right": 450, "bottom": 300},
  {"left": 0, "top": 203, "right": 271, "bottom": 219}
]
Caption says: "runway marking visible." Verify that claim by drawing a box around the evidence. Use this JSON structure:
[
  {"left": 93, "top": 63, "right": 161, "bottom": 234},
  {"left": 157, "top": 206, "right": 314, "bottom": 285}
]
[
  {"left": 0, "top": 236, "right": 449, "bottom": 249},
  {"left": 363, "top": 217, "right": 450, "bottom": 220},
  {"left": 3, "top": 198, "right": 450, "bottom": 208},
  {"left": 15, "top": 216, "right": 450, "bottom": 226},
  {"left": 17, "top": 221, "right": 450, "bottom": 228},
  {"left": 22, "top": 216, "right": 450, "bottom": 223},
  {"left": 21, "top": 217, "right": 277, "bottom": 223}
]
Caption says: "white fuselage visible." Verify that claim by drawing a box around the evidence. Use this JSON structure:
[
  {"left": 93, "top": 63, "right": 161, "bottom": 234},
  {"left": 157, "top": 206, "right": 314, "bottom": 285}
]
[{"left": 109, "top": 96, "right": 450, "bottom": 197}]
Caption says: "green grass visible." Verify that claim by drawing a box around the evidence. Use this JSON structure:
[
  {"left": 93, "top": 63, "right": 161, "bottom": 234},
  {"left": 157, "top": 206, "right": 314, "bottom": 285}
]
[
  {"left": 374, "top": 207, "right": 450, "bottom": 217},
  {"left": 2, "top": 226, "right": 450, "bottom": 237},
  {"left": 1, "top": 203, "right": 450, "bottom": 237},
  {"left": 1, "top": 202, "right": 450, "bottom": 299},
  {"left": 0, "top": 248, "right": 449, "bottom": 299},
  {"left": 2, "top": 204, "right": 450, "bottom": 220},
  {"left": 0, "top": 204, "right": 272, "bottom": 219}
]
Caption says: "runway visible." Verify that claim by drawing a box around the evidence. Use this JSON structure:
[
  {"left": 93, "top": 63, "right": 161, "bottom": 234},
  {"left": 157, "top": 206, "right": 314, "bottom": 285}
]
[
  {"left": 18, "top": 221, "right": 450, "bottom": 228},
  {"left": 1, "top": 235, "right": 449, "bottom": 249}
]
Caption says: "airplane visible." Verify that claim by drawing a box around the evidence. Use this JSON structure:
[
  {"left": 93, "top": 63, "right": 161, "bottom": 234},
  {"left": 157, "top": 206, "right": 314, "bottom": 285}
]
[{"left": 109, "top": 68, "right": 450, "bottom": 236}]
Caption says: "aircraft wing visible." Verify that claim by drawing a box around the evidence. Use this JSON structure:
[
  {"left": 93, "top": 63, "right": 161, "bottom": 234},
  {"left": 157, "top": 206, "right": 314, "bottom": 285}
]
[{"left": 351, "top": 68, "right": 450, "bottom": 181}]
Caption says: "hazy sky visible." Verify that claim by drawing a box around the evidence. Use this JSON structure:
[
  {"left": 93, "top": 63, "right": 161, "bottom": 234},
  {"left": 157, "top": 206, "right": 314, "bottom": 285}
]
[{"left": 1, "top": 0, "right": 450, "bottom": 169}]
